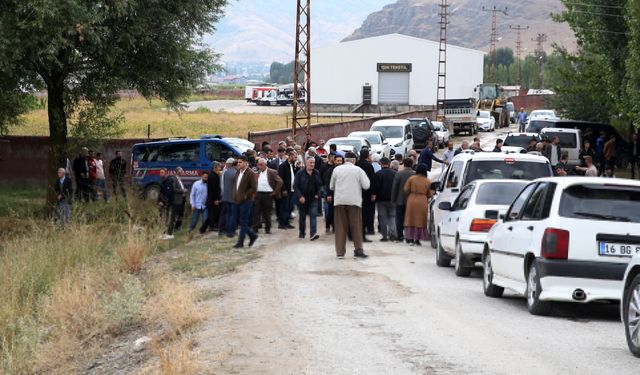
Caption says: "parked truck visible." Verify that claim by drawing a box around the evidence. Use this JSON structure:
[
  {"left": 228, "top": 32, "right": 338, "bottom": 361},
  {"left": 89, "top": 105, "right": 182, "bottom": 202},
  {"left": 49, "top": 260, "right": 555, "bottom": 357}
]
[
  {"left": 439, "top": 98, "right": 477, "bottom": 136},
  {"left": 256, "top": 84, "right": 306, "bottom": 106},
  {"left": 245, "top": 86, "right": 275, "bottom": 104}
]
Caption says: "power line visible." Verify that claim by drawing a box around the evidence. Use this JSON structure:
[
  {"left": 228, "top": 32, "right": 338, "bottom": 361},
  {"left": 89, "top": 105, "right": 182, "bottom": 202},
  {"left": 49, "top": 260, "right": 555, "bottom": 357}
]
[
  {"left": 569, "top": 9, "right": 625, "bottom": 17},
  {"left": 563, "top": 2, "right": 625, "bottom": 9}
]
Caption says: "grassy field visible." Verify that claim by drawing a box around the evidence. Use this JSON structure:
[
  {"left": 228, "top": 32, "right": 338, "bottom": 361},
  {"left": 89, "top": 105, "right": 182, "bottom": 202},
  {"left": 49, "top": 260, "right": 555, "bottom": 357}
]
[
  {"left": 0, "top": 184, "right": 260, "bottom": 374},
  {"left": 10, "top": 96, "right": 341, "bottom": 139}
]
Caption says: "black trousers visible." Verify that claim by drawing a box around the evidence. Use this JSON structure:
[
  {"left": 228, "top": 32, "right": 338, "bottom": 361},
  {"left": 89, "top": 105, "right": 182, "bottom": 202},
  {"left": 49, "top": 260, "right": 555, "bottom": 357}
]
[
  {"left": 201, "top": 202, "right": 221, "bottom": 232},
  {"left": 361, "top": 194, "right": 375, "bottom": 234},
  {"left": 253, "top": 192, "right": 274, "bottom": 231}
]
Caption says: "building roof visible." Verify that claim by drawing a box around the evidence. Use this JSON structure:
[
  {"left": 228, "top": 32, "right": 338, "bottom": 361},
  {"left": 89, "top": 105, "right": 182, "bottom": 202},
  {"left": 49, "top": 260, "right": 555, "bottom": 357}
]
[{"left": 317, "top": 33, "right": 485, "bottom": 56}]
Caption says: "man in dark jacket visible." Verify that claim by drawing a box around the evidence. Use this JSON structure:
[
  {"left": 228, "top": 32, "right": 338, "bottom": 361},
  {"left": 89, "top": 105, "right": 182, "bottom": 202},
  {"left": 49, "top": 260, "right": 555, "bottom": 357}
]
[
  {"left": 373, "top": 157, "right": 397, "bottom": 241},
  {"left": 390, "top": 158, "right": 416, "bottom": 242},
  {"left": 221, "top": 158, "right": 238, "bottom": 237},
  {"left": 201, "top": 162, "right": 222, "bottom": 232},
  {"left": 253, "top": 158, "right": 283, "bottom": 234},
  {"left": 277, "top": 151, "right": 298, "bottom": 229},
  {"left": 232, "top": 156, "right": 259, "bottom": 248},
  {"left": 321, "top": 153, "right": 338, "bottom": 233},
  {"left": 72, "top": 147, "right": 89, "bottom": 202},
  {"left": 55, "top": 167, "right": 73, "bottom": 226},
  {"left": 418, "top": 140, "right": 447, "bottom": 172},
  {"left": 492, "top": 139, "right": 504, "bottom": 153},
  {"left": 356, "top": 149, "right": 375, "bottom": 239},
  {"left": 294, "top": 158, "right": 323, "bottom": 240},
  {"left": 109, "top": 150, "right": 127, "bottom": 198}
]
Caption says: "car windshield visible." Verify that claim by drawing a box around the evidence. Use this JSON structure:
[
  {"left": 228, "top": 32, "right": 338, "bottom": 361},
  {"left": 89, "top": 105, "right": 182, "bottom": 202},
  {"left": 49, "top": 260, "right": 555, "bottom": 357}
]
[
  {"left": 476, "top": 182, "right": 528, "bottom": 205},
  {"left": 479, "top": 112, "right": 490, "bottom": 119},
  {"left": 532, "top": 111, "right": 554, "bottom": 118},
  {"left": 352, "top": 133, "right": 380, "bottom": 144},
  {"left": 527, "top": 120, "right": 554, "bottom": 133},
  {"left": 559, "top": 184, "right": 640, "bottom": 223},
  {"left": 542, "top": 132, "right": 577, "bottom": 148},
  {"left": 504, "top": 135, "right": 539, "bottom": 148},
  {"left": 371, "top": 125, "right": 403, "bottom": 139},
  {"left": 463, "top": 160, "right": 552, "bottom": 184},
  {"left": 330, "top": 139, "right": 362, "bottom": 148}
]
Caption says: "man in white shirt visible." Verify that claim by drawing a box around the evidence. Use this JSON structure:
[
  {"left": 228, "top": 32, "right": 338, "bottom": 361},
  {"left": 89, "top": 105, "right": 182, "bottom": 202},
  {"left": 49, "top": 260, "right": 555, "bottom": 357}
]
[
  {"left": 442, "top": 141, "right": 456, "bottom": 164},
  {"left": 95, "top": 152, "right": 109, "bottom": 202},
  {"left": 330, "top": 152, "right": 371, "bottom": 259},
  {"left": 188, "top": 172, "right": 208, "bottom": 241},
  {"left": 253, "top": 158, "right": 283, "bottom": 234}
]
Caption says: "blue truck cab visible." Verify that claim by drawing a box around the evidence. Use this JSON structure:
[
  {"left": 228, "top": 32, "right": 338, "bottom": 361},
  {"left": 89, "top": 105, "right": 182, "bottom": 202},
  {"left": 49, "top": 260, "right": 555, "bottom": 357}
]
[{"left": 131, "top": 135, "right": 246, "bottom": 200}]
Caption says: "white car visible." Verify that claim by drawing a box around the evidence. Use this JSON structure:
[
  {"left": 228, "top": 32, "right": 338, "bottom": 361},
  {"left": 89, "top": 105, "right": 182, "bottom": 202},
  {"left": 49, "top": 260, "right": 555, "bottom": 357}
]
[
  {"left": 370, "top": 119, "right": 414, "bottom": 158},
  {"left": 623, "top": 254, "right": 640, "bottom": 357},
  {"left": 437, "top": 180, "right": 529, "bottom": 277},
  {"left": 483, "top": 177, "right": 640, "bottom": 316},
  {"left": 348, "top": 131, "right": 391, "bottom": 158},
  {"left": 476, "top": 111, "right": 495, "bottom": 132},
  {"left": 432, "top": 121, "right": 450, "bottom": 147},
  {"left": 529, "top": 109, "right": 557, "bottom": 121},
  {"left": 430, "top": 151, "right": 554, "bottom": 255},
  {"left": 326, "top": 137, "right": 371, "bottom": 155}
]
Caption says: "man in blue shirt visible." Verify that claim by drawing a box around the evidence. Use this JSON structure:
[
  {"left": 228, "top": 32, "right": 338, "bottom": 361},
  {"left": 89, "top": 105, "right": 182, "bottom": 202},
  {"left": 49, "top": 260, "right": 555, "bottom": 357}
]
[
  {"left": 517, "top": 108, "right": 528, "bottom": 132},
  {"left": 418, "top": 140, "right": 448, "bottom": 172},
  {"left": 188, "top": 172, "right": 209, "bottom": 241}
]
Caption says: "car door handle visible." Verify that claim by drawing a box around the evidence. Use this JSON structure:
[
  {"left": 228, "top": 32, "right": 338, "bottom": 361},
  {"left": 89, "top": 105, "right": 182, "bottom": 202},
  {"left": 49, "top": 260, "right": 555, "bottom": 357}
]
[
  {"left": 527, "top": 226, "right": 534, "bottom": 231},
  {"left": 507, "top": 226, "right": 513, "bottom": 231}
]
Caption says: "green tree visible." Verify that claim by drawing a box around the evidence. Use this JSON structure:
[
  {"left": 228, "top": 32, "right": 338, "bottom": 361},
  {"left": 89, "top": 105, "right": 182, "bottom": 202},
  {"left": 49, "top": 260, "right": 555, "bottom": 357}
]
[
  {"left": 0, "top": 0, "right": 226, "bottom": 206},
  {"left": 269, "top": 61, "right": 296, "bottom": 84},
  {"left": 495, "top": 47, "right": 515, "bottom": 68}
]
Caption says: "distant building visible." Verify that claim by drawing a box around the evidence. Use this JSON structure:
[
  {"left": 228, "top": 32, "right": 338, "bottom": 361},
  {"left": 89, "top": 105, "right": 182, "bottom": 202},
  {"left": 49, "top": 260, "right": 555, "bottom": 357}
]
[{"left": 313, "top": 33, "right": 484, "bottom": 107}]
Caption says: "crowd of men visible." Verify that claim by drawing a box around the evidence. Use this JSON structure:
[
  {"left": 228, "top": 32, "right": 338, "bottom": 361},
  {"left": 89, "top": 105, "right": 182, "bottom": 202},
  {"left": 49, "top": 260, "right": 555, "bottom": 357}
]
[{"left": 54, "top": 147, "right": 128, "bottom": 225}]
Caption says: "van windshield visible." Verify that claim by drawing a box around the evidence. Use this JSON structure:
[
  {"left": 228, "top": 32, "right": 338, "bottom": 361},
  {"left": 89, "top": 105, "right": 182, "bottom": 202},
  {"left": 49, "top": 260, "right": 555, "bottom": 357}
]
[
  {"left": 463, "top": 160, "right": 552, "bottom": 184},
  {"left": 371, "top": 125, "right": 403, "bottom": 139},
  {"left": 504, "top": 135, "right": 539, "bottom": 148},
  {"left": 526, "top": 120, "right": 554, "bottom": 133}
]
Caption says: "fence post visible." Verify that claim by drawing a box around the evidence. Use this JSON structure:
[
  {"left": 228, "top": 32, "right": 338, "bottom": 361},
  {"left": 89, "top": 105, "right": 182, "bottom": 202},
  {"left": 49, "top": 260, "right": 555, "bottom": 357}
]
[{"left": 147, "top": 124, "right": 151, "bottom": 139}]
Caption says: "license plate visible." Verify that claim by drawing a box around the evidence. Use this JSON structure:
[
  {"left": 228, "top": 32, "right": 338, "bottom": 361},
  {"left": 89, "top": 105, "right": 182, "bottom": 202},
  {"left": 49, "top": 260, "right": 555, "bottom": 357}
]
[{"left": 599, "top": 242, "right": 640, "bottom": 257}]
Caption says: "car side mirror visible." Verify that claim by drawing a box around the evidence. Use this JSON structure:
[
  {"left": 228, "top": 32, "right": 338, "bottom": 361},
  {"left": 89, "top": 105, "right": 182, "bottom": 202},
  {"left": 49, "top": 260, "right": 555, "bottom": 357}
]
[
  {"left": 438, "top": 201, "right": 452, "bottom": 211},
  {"left": 430, "top": 181, "right": 441, "bottom": 191},
  {"left": 383, "top": 140, "right": 388, "bottom": 145},
  {"left": 499, "top": 213, "right": 506, "bottom": 221}
]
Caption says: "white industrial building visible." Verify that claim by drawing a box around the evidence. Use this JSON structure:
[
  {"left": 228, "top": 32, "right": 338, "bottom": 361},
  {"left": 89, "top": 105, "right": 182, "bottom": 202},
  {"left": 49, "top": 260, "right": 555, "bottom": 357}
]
[{"left": 312, "top": 33, "right": 484, "bottom": 106}]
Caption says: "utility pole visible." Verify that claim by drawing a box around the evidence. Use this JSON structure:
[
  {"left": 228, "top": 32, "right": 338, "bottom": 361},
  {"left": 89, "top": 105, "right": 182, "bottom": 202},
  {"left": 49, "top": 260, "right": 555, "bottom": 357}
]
[
  {"left": 509, "top": 24, "right": 529, "bottom": 86},
  {"left": 482, "top": 5, "right": 508, "bottom": 83},
  {"left": 293, "top": 0, "right": 311, "bottom": 144},
  {"left": 532, "top": 33, "right": 548, "bottom": 88},
  {"left": 436, "top": 0, "right": 449, "bottom": 122}
]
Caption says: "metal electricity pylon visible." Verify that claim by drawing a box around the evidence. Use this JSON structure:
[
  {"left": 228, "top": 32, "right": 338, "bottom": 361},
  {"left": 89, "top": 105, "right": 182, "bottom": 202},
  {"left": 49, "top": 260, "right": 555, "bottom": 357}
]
[
  {"left": 509, "top": 24, "right": 529, "bottom": 85},
  {"left": 482, "top": 5, "right": 508, "bottom": 82},
  {"left": 436, "top": 0, "right": 450, "bottom": 121},
  {"left": 532, "top": 33, "right": 548, "bottom": 87},
  {"left": 293, "top": 0, "right": 311, "bottom": 143}
]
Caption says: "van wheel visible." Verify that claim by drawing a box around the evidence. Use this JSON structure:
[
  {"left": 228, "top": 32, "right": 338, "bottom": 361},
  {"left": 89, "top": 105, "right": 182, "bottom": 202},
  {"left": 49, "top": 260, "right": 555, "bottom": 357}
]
[{"left": 144, "top": 184, "right": 161, "bottom": 201}]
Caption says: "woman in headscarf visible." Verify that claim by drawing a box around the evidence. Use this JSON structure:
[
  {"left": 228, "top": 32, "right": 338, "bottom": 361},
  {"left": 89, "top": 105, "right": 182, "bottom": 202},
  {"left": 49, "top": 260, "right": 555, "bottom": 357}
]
[{"left": 403, "top": 164, "right": 434, "bottom": 246}]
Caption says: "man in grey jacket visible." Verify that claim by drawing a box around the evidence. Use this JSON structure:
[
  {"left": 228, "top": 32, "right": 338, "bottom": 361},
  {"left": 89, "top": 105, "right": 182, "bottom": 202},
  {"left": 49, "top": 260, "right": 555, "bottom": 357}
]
[
  {"left": 390, "top": 158, "right": 416, "bottom": 243},
  {"left": 220, "top": 158, "right": 238, "bottom": 237}
]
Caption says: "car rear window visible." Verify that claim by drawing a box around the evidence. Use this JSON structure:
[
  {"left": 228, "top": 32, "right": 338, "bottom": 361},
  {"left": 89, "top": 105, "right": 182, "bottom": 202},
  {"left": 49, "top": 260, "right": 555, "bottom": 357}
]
[
  {"left": 504, "top": 135, "right": 539, "bottom": 148},
  {"left": 542, "top": 132, "right": 577, "bottom": 148},
  {"left": 476, "top": 183, "right": 528, "bottom": 205},
  {"left": 464, "top": 160, "right": 552, "bottom": 184},
  {"left": 559, "top": 184, "right": 640, "bottom": 223}
]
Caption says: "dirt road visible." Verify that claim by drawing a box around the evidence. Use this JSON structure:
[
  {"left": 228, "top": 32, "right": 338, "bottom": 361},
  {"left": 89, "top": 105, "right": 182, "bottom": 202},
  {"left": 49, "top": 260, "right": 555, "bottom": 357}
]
[{"left": 193, "top": 228, "right": 636, "bottom": 374}]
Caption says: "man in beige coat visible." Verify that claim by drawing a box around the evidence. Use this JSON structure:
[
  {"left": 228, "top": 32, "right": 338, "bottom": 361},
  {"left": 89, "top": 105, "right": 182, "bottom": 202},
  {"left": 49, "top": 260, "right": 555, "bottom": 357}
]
[{"left": 329, "top": 152, "right": 371, "bottom": 259}]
